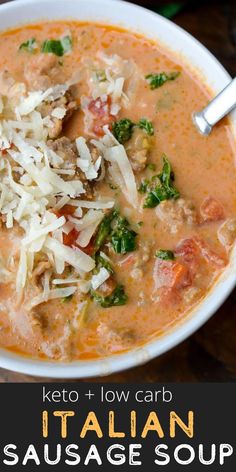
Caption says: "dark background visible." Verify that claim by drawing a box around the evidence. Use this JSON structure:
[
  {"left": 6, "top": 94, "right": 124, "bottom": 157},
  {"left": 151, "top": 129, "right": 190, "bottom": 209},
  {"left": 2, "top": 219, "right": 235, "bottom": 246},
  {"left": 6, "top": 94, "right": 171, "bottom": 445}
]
[
  {"left": 0, "top": 0, "right": 235, "bottom": 383},
  {"left": 1, "top": 383, "right": 236, "bottom": 471},
  {"left": 0, "top": 383, "right": 236, "bottom": 472}
]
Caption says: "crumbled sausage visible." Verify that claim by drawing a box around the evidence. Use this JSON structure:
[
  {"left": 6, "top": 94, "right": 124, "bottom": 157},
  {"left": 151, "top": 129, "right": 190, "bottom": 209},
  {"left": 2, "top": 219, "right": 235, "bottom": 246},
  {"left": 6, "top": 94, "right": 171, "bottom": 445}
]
[
  {"left": 156, "top": 198, "right": 198, "bottom": 234},
  {"left": 47, "top": 136, "right": 99, "bottom": 173},
  {"left": 47, "top": 136, "right": 77, "bottom": 165},
  {"left": 47, "top": 137, "right": 93, "bottom": 197},
  {"left": 126, "top": 128, "right": 153, "bottom": 172},
  {"left": 24, "top": 55, "right": 78, "bottom": 139},
  {"left": 47, "top": 136, "right": 78, "bottom": 169},
  {"left": 39, "top": 90, "right": 78, "bottom": 139},
  {"left": 24, "top": 54, "right": 62, "bottom": 91}
]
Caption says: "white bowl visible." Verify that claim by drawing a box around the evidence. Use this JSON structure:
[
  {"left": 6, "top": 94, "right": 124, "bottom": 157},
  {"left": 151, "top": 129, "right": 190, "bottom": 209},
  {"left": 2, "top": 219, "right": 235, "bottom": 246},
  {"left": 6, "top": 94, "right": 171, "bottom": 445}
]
[{"left": 0, "top": 0, "right": 235, "bottom": 378}]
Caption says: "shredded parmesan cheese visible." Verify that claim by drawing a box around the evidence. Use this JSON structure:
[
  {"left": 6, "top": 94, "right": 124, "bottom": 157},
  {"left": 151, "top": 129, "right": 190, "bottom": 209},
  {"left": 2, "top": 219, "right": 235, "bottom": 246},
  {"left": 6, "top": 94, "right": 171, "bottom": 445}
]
[
  {"left": 44, "top": 236, "right": 95, "bottom": 273},
  {"left": 104, "top": 143, "right": 138, "bottom": 208},
  {"left": 0, "top": 69, "right": 135, "bottom": 300},
  {"left": 52, "top": 278, "right": 80, "bottom": 285},
  {"left": 16, "top": 247, "right": 27, "bottom": 293},
  {"left": 91, "top": 267, "right": 110, "bottom": 290},
  {"left": 28, "top": 286, "right": 77, "bottom": 309},
  {"left": 23, "top": 216, "right": 66, "bottom": 246},
  {"left": 76, "top": 136, "right": 101, "bottom": 180},
  {"left": 51, "top": 107, "right": 67, "bottom": 119},
  {"left": 76, "top": 211, "right": 104, "bottom": 248},
  {"left": 69, "top": 199, "right": 114, "bottom": 210}
]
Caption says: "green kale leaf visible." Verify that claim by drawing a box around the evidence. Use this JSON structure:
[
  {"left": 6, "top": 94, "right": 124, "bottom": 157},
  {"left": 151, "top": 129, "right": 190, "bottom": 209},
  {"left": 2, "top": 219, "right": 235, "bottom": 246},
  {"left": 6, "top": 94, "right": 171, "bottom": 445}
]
[
  {"left": 91, "top": 285, "right": 128, "bottom": 308},
  {"left": 146, "top": 71, "right": 180, "bottom": 90}
]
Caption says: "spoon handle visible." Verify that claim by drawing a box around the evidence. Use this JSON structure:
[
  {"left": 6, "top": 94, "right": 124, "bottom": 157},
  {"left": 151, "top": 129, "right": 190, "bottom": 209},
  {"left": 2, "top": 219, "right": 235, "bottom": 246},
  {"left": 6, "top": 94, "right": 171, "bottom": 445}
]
[{"left": 193, "top": 77, "right": 236, "bottom": 135}]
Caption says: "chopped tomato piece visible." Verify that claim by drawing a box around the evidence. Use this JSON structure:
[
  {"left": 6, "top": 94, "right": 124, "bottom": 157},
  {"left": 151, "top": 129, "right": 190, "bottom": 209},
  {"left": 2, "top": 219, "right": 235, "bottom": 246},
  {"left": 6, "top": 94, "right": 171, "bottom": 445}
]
[
  {"left": 2, "top": 144, "right": 13, "bottom": 156},
  {"left": 159, "top": 287, "right": 181, "bottom": 306},
  {"left": 175, "top": 238, "right": 199, "bottom": 276},
  {"left": 153, "top": 258, "right": 191, "bottom": 291},
  {"left": 56, "top": 204, "right": 76, "bottom": 218},
  {"left": 63, "top": 228, "right": 79, "bottom": 247},
  {"left": 88, "top": 96, "right": 113, "bottom": 136},
  {"left": 79, "top": 238, "right": 95, "bottom": 256},
  {"left": 176, "top": 237, "right": 227, "bottom": 271},
  {"left": 88, "top": 96, "right": 111, "bottom": 117},
  {"left": 56, "top": 205, "right": 79, "bottom": 247},
  {"left": 200, "top": 197, "right": 225, "bottom": 223},
  {"left": 56, "top": 205, "right": 94, "bottom": 253},
  {"left": 194, "top": 237, "right": 227, "bottom": 268},
  {"left": 64, "top": 230, "right": 95, "bottom": 254},
  {"left": 93, "top": 120, "right": 112, "bottom": 136}
]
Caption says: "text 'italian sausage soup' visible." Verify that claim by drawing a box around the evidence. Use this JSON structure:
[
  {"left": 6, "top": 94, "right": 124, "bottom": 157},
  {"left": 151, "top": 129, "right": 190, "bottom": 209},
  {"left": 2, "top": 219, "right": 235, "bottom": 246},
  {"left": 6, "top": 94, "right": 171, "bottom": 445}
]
[{"left": 0, "top": 22, "right": 235, "bottom": 361}]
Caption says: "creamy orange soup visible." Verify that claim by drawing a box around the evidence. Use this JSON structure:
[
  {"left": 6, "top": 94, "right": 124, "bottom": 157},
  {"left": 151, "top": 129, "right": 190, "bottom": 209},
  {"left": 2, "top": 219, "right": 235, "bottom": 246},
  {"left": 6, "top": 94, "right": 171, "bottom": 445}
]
[{"left": 0, "top": 22, "right": 235, "bottom": 361}]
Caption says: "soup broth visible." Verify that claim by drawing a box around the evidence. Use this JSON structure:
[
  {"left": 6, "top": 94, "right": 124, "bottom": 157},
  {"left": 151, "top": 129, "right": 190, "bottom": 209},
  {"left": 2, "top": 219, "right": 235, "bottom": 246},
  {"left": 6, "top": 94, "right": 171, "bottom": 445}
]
[{"left": 0, "top": 22, "right": 235, "bottom": 361}]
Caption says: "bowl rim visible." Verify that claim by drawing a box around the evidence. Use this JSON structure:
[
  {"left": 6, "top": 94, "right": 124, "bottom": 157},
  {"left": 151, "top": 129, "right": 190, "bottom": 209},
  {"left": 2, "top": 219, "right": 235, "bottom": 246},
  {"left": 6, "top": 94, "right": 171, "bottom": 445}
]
[{"left": 0, "top": 0, "right": 235, "bottom": 379}]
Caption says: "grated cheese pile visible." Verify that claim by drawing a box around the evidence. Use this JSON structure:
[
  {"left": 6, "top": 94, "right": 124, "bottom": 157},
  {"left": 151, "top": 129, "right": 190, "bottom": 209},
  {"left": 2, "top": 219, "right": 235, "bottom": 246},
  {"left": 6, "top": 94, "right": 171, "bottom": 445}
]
[
  {"left": 0, "top": 58, "right": 138, "bottom": 303},
  {"left": 81, "top": 52, "right": 139, "bottom": 137}
]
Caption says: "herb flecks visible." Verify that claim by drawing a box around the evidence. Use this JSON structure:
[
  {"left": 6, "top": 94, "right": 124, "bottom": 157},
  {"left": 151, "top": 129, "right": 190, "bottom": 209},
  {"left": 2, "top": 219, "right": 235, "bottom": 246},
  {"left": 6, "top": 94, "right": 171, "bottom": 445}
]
[
  {"left": 95, "top": 210, "right": 137, "bottom": 255},
  {"left": 138, "top": 180, "right": 149, "bottom": 194},
  {"left": 138, "top": 118, "right": 154, "bottom": 136},
  {"left": 91, "top": 285, "right": 128, "bottom": 308},
  {"left": 111, "top": 216, "right": 137, "bottom": 254},
  {"left": 94, "top": 209, "right": 118, "bottom": 251},
  {"left": 41, "top": 35, "right": 72, "bottom": 57},
  {"left": 112, "top": 117, "right": 154, "bottom": 143},
  {"left": 95, "top": 253, "right": 114, "bottom": 274},
  {"left": 19, "top": 38, "right": 37, "bottom": 53},
  {"left": 144, "top": 155, "right": 180, "bottom": 208},
  {"left": 95, "top": 70, "right": 107, "bottom": 82},
  {"left": 156, "top": 249, "right": 175, "bottom": 261},
  {"left": 112, "top": 119, "right": 135, "bottom": 144},
  {"left": 146, "top": 72, "right": 180, "bottom": 90}
]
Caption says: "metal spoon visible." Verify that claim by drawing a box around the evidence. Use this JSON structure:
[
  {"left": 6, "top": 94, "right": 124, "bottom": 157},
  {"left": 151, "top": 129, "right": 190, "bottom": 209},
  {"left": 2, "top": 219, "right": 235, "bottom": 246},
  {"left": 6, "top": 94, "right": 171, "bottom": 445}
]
[{"left": 193, "top": 77, "right": 236, "bottom": 135}]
